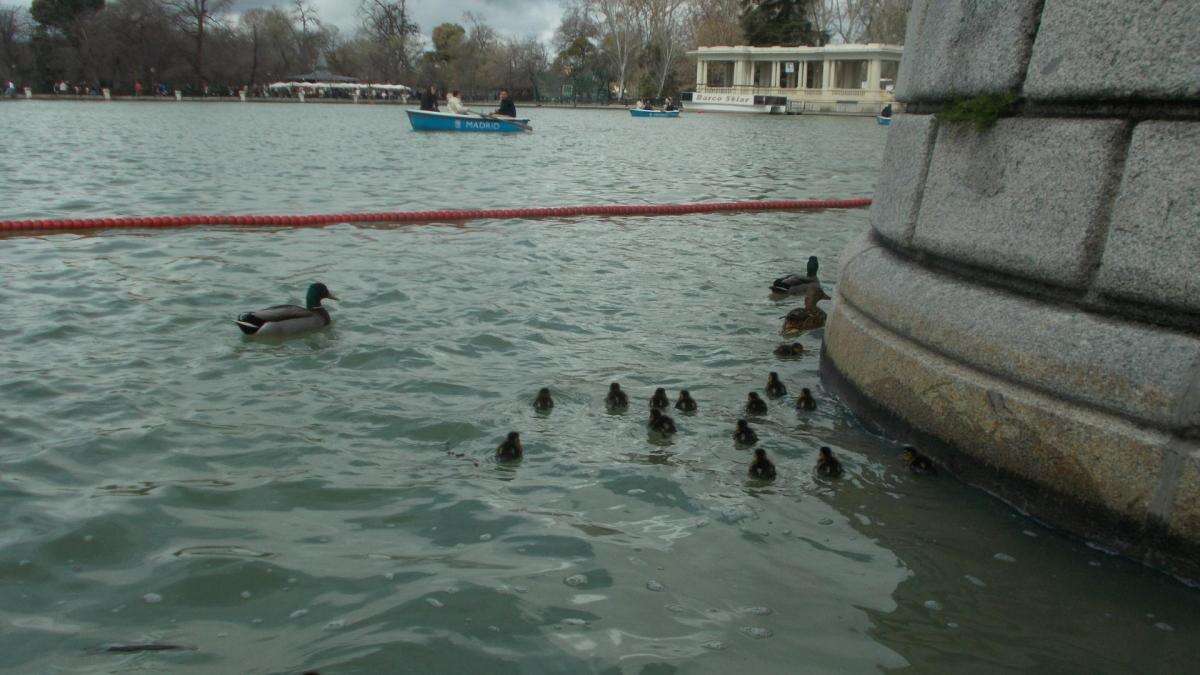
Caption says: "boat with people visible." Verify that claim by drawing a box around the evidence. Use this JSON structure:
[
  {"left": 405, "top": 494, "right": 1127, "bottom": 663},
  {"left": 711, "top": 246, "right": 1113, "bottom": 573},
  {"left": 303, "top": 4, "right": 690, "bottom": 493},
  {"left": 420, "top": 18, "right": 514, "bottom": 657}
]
[
  {"left": 406, "top": 109, "right": 530, "bottom": 133},
  {"left": 630, "top": 109, "right": 681, "bottom": 118},
  {"left": 876, "top": 115, "right": 892, "bottom": 126}
]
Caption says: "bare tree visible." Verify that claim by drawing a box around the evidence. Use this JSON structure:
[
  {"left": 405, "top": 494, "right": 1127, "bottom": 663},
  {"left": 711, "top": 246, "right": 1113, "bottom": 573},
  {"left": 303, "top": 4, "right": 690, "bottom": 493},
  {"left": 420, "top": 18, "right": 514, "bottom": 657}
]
[
  {"left": 588, "top": 0, "right": 644, "bottom": 101},
  {"left": 359, "top": 0, "right": 419, "bottom": 82},
  {"left": 162, "top": 0, "right": 233, "bottom": 85},
  {"left": 643, "top": 0, "right": 686, "bottom": 97},
  {"left": 291, "top": 0, "right": 320, "bottom": 71},
  {"left": 687, "top": 0, "right": 743, "bottom": 47},
  {"left": 1, "top": 5, "right": 30, "bottom": 82},
  {"left": 812, "top": 0, "right": 909, "bottom": 44}
]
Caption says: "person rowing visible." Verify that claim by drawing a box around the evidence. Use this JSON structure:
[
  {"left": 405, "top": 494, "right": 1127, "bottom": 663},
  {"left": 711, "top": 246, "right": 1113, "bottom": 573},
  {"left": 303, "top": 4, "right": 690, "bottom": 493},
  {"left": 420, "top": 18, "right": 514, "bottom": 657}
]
[
  {"left": 492, "top": 89, "right": 517, "bottom": 118},
  {"left": 446, "top": 89, "right": 471, "bottom": 115}
]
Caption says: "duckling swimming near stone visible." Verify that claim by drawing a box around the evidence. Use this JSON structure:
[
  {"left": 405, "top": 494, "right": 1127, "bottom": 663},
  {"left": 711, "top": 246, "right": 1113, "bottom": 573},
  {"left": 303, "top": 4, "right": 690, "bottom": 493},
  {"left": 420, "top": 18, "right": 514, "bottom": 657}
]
[
  {"left": 746, "top": 392, "right": 768, "bottom": 415},
  {"left": 649, "top": 387, "right": 670, "bottom": 409},
  {"left": 533, "top": 387, "right": 554, "bottom": 411},
  {"left": 496, "top": 432, "right": 523, "bottom": 461},
  {"left": 771, "top": 256, "right": 821, "bottom": 295},
  {"left": 765, "top": 372, "right": 787, "bottom": 398},
  {"left": 749, "top": 448, "right": 777, "bottom": 480},
  {"left": 902, "top": 446, "right": 937, "bottom": 475},
  {"left": 796, "top": 388, "right": 816, "bottom": 411},
  {"left": 781, "top": 285, "right": 830, "bottom": 335},
  {"left": 236, "top": 282, "right": 338, "bottom": 337},
  {"left": 816, "top": 446, "right": 843, "bottom": 478},
  {"left": 648, "top": 409, "right": 677, "bottom": 434},
  {"left": 774, "top": 342, "right": 805, "bottom": 358},
  {"left": 734, "top": 419, "right": 758, "bottom": 445},
  {"left": 606, "top": 382, "right": 629, "bottom": 409},
  {"left": 675, "top": 390, "right": 698, "bottom": 412}
]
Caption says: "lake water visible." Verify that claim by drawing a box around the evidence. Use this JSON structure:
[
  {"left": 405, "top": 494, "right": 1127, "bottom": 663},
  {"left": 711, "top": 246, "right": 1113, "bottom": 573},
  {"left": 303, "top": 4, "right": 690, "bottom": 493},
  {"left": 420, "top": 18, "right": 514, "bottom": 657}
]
[{"left": 1, "top": 102, "right": 1197, "bottom": 673}]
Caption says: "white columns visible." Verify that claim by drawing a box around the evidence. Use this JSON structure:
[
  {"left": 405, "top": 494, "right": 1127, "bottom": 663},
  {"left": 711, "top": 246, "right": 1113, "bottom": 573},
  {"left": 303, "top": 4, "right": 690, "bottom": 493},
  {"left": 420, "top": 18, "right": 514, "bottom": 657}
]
[
  {"left": 868, "top": 59, "right": 882, "bottom": 90},
  {"left": 696, "top": 60, "right": 704, "bottom": 87},
  {"left": 771, "top": 62, "right": 781, "bottom": 89},
  {"left": 822, "top": 60, "right": 833, "bottom": 91}
]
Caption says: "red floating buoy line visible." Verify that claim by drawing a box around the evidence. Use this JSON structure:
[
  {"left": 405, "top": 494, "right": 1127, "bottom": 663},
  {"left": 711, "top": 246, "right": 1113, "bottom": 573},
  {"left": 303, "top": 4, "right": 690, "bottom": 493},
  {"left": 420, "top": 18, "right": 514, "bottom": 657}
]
[{"left": 0, "top": 198, "right": 872, "bottom": 234}]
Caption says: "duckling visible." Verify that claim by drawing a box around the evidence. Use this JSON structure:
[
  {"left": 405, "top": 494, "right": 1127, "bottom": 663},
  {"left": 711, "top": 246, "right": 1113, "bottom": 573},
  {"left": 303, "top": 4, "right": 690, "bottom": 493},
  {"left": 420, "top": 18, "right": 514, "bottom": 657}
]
[
  {"left": 606, "top": 382, "right": 629, "bottom": 409},
  {"left": 746, "top": 392, "right": 768, "bottom": 415},
  {"left": 733, "top": 419, "right": 758, "bottom": 445},
  {"left": 796, "top": 388, "right": 816, "bottom": 411},
  {"left": 771, "top": 256, "right": 821, "bottom": 295},
  {"left": 748, "top": 448, "right": 777, "bottom": 480},
  {"left": 496, "top": 432, "right": 523, "bottom": 461},
  {"left": 648, "top": 408, "right": 677, "bottom": 435},
  {"left": 235, "top": 282, "right": 338, "bottom": 337},
  {"left": 781, "top": 285, "right": 831, "bottom": 335},
  {"left": 774, "top": 342, "right": 805, "bottom": 357},
  {"left": 533, "top": 387, "right": 554, "bottom": 411},
  {"left": 816, "top": 446, "right": 843, "bottom": 478},
  {"left": 674, "top": 390, "right": 698, "bottom": 412},
  {"left": 902, "top": 446, "right": 937, "bottom": 475},
  {"left": 765, "top": 372, "right": 788, "bottom": 398},
  {"left": 649, "top": 387, "right": 670, "bottom": 409}
]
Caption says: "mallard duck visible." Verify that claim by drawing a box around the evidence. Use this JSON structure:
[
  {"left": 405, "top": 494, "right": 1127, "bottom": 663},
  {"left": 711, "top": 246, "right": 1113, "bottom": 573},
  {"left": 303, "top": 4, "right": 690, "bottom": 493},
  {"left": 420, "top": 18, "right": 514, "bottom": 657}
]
[
  {"left": 766, "top": 372, "right": 787, "bottom": 398},
  {"left": 606, "top": 382, "right": 629, "bottom": 409},
  {"left": 746, "top": 392, "right": 768, "bottom": 415},
  {"left": 771, "top": 256, "right": 821, "bottom": 295},
  {"left": 796, "top": 388, "right": 816, "bottom": 411},
  {"left": 650, "top": 387, "right": 670, "bottom": 409},
  {"left": 816, "top": 447, "right": 843, "bottom": 478},
  {"left": 496, "top": 432, "right": 523, "bottom": 461},
  {"left": 902, "top": 446, "right": 937, "bottom": 475},
  {"left": 734, "top": 419, "right": 758, "bottom": 445},
  {"left": 236, "top": 282, "right": 338, "bottom": 337},
  {"left": 675, "top": 390, "right": 698, "bottom": 412},
  {"left": 648, "top": 409, "right": 677, "bottom": 434},
  {"left": 749, "top": 448, "right": 777, "bottom": 480},
  {"left": 774, "top": 342, "right": 805, "bottom": 357},
  {"left": 533, "top": 388, "right": 554, "bottom": 411},
  {"left": 781, "top": 285, "right": 831, "bottom": 335}
]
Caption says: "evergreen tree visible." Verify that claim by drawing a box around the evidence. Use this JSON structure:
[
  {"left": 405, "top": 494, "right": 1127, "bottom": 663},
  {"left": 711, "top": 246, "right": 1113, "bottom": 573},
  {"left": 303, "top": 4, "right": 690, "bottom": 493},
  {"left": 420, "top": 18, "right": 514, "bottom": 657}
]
[{"left": 740, "top": 0, "right": 826, "bottom": 47}]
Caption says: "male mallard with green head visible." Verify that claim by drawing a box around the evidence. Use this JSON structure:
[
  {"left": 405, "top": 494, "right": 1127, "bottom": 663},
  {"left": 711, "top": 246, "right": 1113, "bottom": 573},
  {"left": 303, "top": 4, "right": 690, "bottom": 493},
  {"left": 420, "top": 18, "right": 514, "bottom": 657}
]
[
  {"left": 781, "top": 285, "right": 830, "bottom": 335},
  {"left": 771, "top": 256, "right": 822, "bottom": 296},
  {"left": 236, "top": 282, "right": 338, "bottom": 337}
]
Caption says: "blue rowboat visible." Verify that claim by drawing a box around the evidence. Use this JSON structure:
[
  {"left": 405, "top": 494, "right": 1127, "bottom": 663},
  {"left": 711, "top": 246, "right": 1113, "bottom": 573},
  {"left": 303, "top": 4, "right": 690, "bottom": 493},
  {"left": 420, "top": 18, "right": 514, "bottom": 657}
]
[
  {"left": 630, "top": 109, "right": 680, "bottom": 118},
  {"left": 406, "top": 109, "right": 530, "bottom": 133},
  {"left": 876, "top": 115, "right": 893, "bottom": 126}
]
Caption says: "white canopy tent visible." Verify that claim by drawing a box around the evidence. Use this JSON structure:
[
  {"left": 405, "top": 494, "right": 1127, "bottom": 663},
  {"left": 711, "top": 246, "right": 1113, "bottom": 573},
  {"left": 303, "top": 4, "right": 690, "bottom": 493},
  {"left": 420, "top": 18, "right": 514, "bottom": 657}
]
[{"left": 268, "top": 82, "right": 413, "bottom": 94}]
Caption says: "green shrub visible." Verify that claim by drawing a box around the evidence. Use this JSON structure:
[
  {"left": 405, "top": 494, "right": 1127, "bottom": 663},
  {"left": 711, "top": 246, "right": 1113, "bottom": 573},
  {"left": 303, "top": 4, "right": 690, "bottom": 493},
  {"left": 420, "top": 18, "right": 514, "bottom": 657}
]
[{"left": 940, "top": 93, "right": 1018, "bottom": 131}]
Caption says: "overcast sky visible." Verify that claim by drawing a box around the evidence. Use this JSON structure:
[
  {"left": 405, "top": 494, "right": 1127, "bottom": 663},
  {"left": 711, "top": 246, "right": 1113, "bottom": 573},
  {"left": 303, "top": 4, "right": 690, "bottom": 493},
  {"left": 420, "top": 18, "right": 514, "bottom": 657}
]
[{"left": 231, "top": 0, "right": 569, "bottom": 45}]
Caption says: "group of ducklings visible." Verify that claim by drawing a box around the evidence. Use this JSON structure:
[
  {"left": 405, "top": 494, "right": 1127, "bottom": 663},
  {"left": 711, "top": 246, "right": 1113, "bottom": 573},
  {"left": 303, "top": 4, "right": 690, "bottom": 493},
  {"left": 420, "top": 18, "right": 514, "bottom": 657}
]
[
  {"left": 494, "top": 254, "right": 941, "bottom": 479},
  {"left": 496, "top": 375, "right": 938, "bottom": 481}
]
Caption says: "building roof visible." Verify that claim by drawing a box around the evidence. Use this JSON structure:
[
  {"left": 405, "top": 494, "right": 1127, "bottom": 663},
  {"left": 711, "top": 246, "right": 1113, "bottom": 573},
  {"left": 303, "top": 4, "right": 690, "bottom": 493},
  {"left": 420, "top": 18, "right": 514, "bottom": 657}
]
[{"left": 688, "top": 43, "right": 903, "bottom": 59}]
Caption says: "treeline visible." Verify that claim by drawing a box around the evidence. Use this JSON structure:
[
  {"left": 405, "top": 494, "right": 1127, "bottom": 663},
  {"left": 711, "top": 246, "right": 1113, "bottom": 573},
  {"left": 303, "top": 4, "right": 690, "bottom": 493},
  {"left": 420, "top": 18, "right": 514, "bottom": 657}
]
[{"left": 0, "top": 0, "right": 908, "bottom": 100}]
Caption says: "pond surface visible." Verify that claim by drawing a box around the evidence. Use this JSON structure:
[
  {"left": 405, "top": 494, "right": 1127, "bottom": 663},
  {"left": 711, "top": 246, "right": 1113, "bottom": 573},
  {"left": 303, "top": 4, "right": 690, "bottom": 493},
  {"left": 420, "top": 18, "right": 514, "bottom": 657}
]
[{"left": 1, "top": 102, "right": 1197, "bottom": 673}]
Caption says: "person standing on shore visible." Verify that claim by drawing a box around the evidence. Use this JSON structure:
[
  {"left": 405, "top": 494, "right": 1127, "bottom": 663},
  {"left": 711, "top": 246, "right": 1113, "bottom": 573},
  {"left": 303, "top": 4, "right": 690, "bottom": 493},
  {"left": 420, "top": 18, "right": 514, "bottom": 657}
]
[
  {"left": 134, "top": 81, "right": 143, "bottom": 97},
  {"left": 420, "top": 85, "right": 439, "bottom": 112},
  {"left": 493, "top": 89, "right": 517, "bottom": 118},
  {"left": 3, "top": 80, "right": 14, "bottom": 98}
]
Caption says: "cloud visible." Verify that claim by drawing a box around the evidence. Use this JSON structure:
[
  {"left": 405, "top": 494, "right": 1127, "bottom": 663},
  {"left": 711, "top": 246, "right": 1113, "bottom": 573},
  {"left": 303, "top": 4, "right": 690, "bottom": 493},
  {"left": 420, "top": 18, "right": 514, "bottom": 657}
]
[{"left": 231, "top": 0, "right": 568, "bottom": 45}]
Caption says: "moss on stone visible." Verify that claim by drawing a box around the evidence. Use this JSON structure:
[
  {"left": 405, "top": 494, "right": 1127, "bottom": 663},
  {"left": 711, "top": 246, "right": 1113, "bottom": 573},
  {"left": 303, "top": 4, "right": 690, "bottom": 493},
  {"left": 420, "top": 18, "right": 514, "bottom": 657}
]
[{"left": 940, "top": 93, "right": 1018, "bottom": 131}]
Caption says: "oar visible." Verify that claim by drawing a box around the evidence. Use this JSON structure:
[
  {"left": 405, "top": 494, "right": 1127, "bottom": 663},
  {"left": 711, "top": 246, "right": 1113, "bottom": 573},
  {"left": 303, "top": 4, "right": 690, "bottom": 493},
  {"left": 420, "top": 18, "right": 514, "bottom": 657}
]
[{"left": 479, "top": 112, "right": 533, "bottom": 133}]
